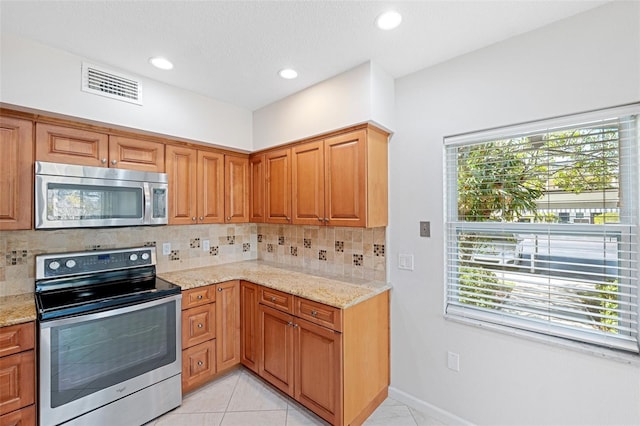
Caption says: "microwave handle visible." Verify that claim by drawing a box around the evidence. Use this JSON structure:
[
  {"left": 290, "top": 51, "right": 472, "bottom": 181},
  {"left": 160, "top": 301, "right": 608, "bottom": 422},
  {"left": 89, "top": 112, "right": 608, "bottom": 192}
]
[{"left": 143, "top": 182, "right": 152, "bottom": 223}]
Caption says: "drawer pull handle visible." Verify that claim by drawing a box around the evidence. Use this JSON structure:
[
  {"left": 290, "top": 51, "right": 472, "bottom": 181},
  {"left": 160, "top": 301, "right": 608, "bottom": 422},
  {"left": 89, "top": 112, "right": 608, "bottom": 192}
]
[
  {"left": 197, "top": 295, "right": 203, "bottom": 300},
  {"left": 270, "top": 296, "right": 276, "bottom": 302},
  {"left": 198, "top": 361, "right": 204, "bottom": 366},
  {"left": 293, "top": 323, "right": 299, "bottom": 328},
  {"left": 197, "top": 323, "right": 203, "bottom": 328},
  {"left": 287, "top": 321, "right": 293, "bottom": 327},
  {"left": 218, "top": 287, "right": 223, "bottom": 292},
  {"left": 311, "top": 310, "right": 318, "bottom": 317}
]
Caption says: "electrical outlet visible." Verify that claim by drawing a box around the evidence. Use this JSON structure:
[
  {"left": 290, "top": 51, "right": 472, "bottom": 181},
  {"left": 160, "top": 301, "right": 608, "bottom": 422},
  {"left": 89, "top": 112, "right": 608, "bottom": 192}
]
[
  {"left": 202, "top": 239, "right": 210, "bottom": 251},
  {"left": 420, "top": 221, "right": 430, "bottom": 237},
  {"left": 447, "top": 351, "right": 460, "bottom": 372},
  {"left": 162, "top": 242, "right": 171, "bottom": 256}
]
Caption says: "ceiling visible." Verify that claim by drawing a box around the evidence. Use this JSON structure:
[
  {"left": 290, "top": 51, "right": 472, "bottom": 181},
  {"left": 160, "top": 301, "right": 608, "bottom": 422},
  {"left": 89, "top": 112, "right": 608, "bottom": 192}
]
[{"left": 0, "top": 1, "right": 609, "bottom": 111}]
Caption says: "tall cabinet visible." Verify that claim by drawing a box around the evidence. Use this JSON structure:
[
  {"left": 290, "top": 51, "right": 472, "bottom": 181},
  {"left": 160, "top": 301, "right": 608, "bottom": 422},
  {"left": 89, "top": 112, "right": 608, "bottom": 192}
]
[{"left": 0, "top": 116, "right": 33, "bottom": 230}]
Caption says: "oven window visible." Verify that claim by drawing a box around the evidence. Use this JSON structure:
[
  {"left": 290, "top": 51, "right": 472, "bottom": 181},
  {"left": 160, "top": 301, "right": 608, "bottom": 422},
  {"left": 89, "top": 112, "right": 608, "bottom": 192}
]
[
  {"left": 49, "top": 301, "right": 177, "bottom": 407},
  {"left": 46, "top": 183, "right": 143, "bottom": 220}
]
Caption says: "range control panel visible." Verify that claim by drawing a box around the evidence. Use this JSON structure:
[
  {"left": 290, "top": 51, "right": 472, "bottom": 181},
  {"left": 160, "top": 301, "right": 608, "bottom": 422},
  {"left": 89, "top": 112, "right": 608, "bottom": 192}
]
[{"left": 36, "top": 247, "right": 156, "bottom": 279}]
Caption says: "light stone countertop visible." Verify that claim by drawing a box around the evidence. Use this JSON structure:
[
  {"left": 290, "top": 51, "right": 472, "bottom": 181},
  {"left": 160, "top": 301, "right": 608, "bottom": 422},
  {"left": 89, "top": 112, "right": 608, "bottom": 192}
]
[
  {"left": 158, "top": 260, "right": 391, "bottom": 309},
  {"left": 0, "top": 293, "right": 37, "bottom": 327}
]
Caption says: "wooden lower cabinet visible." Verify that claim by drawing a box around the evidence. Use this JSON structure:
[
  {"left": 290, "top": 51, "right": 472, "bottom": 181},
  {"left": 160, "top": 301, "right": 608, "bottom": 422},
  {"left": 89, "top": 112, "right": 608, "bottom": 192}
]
[
  {"left": 240, "top": 281, "right": 259, "bottom": 373},
  {"left": 259, "top": 305, "right": 295, "bottom": 396},
  {"left": 0, "top": 322, "right": 36, "bottom": 426},
  {"left": 215, "top": 280, "right": 240, "bottom": 372},
  {"left": 181, "top": 340, "right": 216, "bottom": 393}
]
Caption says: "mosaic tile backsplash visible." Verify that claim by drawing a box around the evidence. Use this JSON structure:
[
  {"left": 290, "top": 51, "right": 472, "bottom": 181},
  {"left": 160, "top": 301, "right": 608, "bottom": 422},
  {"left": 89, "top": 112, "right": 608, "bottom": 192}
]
[
  {"left": 0, "top": 224, "right": 257, "bottom": 297},
  {"left": 256, "top": 224, "right": 386, "bottom": 281},
  {"left": 0, "top": 223, "right": 386, "bottom": 297}
]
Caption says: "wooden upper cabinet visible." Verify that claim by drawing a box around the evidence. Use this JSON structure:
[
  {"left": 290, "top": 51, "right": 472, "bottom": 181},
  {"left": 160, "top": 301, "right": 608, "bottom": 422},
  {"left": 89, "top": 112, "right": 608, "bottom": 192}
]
[
  {"left": 36, "top": 123, "right": 108, "bottom": 167},
  {"left": 108, "top": 135, "right": 165, "bottom": 172},
  {"left": 166, "top": 145, "right": 198, "bottom": 225},
  {"left": 0, "top": 117, "right": 33, "bottom": 231},
  {"left": 265, "top": 148, "right": 292, "bottom": 224},
  {"left": 249, "top": 154, "right": 265, "bottom": 223},
  {"left": 198, "top": 150, "right": 225, "bottom": 224},
  {"left": 224, "top": 155, "right": 249, "bottom": 223},
  {"left": 292, "top": 141, "right": 324, "bottom": 225},
  {"left": 36, "top": 123, "right": 164, "bottom": 172},
  {"left": 324, "top": 130, "right": 367, "bottom": 227}
]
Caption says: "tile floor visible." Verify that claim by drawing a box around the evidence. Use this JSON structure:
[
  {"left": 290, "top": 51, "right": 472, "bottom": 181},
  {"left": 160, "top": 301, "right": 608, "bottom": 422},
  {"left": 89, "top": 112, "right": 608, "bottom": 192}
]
[{"left": 149, "top": 368, "right": 444, "bottom": 426}]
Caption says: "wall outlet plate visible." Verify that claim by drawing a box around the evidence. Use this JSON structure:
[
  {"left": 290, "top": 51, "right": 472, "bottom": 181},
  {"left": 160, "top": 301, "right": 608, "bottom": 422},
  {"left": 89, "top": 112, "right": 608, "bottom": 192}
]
[
  {"left": 420, "top": 221, "right": 430, "bottom": 237},
  {"left": 203, "top": 239, "right": 210, "bottom": 251},
  {"left": 162, "top": 242, "right": 171, "bottom": 256}
]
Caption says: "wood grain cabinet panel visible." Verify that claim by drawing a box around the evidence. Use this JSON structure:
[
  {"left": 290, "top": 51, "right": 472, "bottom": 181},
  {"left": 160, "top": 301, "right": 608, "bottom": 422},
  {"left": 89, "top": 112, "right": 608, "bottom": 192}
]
[
  {"left": 240, "top": 281, "right": 259, "bottom": 373},
  {"left": 108, "top": 135, "right": 165, "bottom": 172},
  {"left": 0, "top": 324, "right": 34, "bottom": 359},
  {"left": 35, "top": 123, "right": 108, "bottom": 167},
  {"left": 224, "top": 155, "right": 249, "bottom": 223},
  {"left": 259, "top": 305, "right": 295, "bottom": 397},
  {"left": 292, "top": 141, "right": 324, "bottom": 225},
  {"left": 182, "top": 304, "right": 216, "bottom": 349},
  {"left": 182, "top": 286, "right": 216, "bottom": 310},
  {"left": 197, "top": 150, "right": 225, "bottom": 224},
  {"left": 215, "top": 281, "right": 240, "bottom": 372},
  {"left": 181, "top": 340, "right": 216, "bottom": 394},
  {"left": 166, "top": 145, "right": 198, "bottom": 224},
  {"left": 259, "top": 287, "right": 294, "bottom": 314},
  {"left": 0, "top": 404, "right": 35, "bottom": 426},
  {"left": 0, "top": 351, "right": 35, "bottom": 416},
  {"left": 249, "top": 154, "right": 265, "bottom": 223},
  {"left": 0, "top": 117, "right": 33, "bottom": 231},
  {"left": 265, "top": 148, "right": 292, "bottom": 224}
]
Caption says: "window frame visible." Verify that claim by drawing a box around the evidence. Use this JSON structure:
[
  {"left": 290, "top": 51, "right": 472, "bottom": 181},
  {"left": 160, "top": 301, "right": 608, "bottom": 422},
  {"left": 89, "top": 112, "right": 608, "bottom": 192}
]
[{"left": 443, "top": 103, "right": 640, "bottom": 354}]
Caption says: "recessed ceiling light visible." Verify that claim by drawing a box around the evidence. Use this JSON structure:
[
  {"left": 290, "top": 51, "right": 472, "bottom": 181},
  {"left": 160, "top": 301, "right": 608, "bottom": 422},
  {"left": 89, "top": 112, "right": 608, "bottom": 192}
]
[
  {"left": 375, "top": 10, "right": 402, "bottom": 30},
  {"left": 279, "top": 68, "right": 298, "bottom": 79},
  {"left": 149, "top": 57, "right": 174, "bottom": 70}
]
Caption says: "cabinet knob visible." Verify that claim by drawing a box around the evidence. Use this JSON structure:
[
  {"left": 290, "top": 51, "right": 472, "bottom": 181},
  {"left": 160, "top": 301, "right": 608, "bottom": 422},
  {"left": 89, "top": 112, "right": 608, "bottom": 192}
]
[
  {"left": 293, "top": 323, "right": 299, "bottom": 328},
  {"left": 270, "top": 296, "right": 276, "bottom": 302},
  {"left": 197, "top": 295, "right": 203, "bottom": 300},
  {"left": 111, "top": 159, "right": 117, "bottom": 165},
  {"left": 226, "top": 216, "right": 231, "bottom": 221},
  {"left": 197, "top": 323, "right": 203, "bottom": 328},
  {"left": 197, "top": 361, "right": 204, "bottom": 366},
  {"left": 311, "top": 310, "right": 318, "bottom": 317},
  {"left": 317, "top": 217, "right": 323, "bottom": 222},
  {"left": 324, "top": 218, "right": 329, "bottom": 223},
  {"left": 287, "top": 321, "right": 293, "bottom": 327},
  {"left": 199, "top": 216, "right": 204, "bottom": 221},
  {"left": 286, "top": 216, "right": 290, "bottom": 221},
  {"left": 101, "top": 158, "right": 107, "bottom": 164},
  {"left": 192, "top": 217, "right": 197, "bottom": 221},
  {"left": 217, "top": 287, "right": 223, "bottom": 292}
]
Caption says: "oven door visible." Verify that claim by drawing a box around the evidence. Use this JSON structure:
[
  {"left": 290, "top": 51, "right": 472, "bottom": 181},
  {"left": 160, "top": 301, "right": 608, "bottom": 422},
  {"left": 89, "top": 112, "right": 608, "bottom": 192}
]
[{"left": 39, "top": 295, "right": 181, "bottom": 426}]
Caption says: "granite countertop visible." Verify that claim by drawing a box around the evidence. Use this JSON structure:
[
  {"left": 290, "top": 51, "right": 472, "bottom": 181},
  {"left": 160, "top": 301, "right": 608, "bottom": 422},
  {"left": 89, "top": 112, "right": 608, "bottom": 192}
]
[
  {"left": 158, "top": 260, "right": 391, "bottom": 309},
  {"left": 0, "top": 293, "right": 37, "bottom": 327}
]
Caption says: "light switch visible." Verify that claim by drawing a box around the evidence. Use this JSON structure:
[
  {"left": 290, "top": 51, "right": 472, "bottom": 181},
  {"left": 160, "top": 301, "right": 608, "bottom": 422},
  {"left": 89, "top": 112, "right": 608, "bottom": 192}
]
[
  {"left": 203, "top": 239, "right": 210, "bottom": 251},
  {"left": 398, "top": 253, "right": 414, "bottom": 271}
]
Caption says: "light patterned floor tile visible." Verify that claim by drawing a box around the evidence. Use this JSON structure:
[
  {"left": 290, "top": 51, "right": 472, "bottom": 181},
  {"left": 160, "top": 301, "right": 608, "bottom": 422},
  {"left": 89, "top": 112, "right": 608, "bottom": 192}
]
[
  {"left": 363, "top": 404, "right": 418, "bottom": 426},
  {"left": 226, "top": 370, "right": 289, "bottom": 412},
  {"left": 409, "top": 407, "right": 446, "bottom": 426},
  {"left": 153, "top": 412, "right": 225, "bottom": 426},
  {"left": 177, "top": 369, "right": 241, "bottom": 413},
  {"left": 285, "top": 403, "right": 330, "bottom": 426},
  {"left": 221, "top": 409, "right": 287, "bottom": 425}
]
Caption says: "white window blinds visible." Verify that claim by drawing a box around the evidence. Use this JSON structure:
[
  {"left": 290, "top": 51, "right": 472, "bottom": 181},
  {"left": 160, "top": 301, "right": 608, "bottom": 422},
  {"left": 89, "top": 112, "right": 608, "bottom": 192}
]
[{"left": 444, "top": 104, "right": 640, "bottom": 353}]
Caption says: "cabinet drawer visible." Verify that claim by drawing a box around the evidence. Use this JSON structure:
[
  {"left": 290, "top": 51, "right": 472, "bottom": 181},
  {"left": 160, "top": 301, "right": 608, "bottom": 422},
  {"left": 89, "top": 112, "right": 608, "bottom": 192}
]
[
  {"left": 182, "top": 340, "right": 216, "bottom": 394},
  {"left": 182, "top": 286, "right": 216, "bottom": 310},
  {"left": 0, "top": 404, "right": 35, "bottom": 426},
  {"left": 0, "top": 351, "right": 35, "bottom": 416},
  {"left": 295, "top": 298, "right": 342, "bottom": 332},
  {"left": 0, "top": 323, "right": 34, "bottom": 358},
  {"left": 182, "top": 304, "right": 216, "bottom": 349},
  {"left": 259, "top": 287, "right": 294, "bottom": 314}
]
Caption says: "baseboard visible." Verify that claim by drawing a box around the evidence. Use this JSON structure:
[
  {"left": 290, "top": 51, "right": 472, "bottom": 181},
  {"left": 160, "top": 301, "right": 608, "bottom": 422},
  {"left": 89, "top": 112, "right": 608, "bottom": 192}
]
[{"left": 388, "top": 386, "right": 474, "bottom": 426}]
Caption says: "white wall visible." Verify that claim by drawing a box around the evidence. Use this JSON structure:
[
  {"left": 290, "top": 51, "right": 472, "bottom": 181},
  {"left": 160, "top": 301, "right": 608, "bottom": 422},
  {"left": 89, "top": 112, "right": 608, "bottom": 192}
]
[
  {"left": 389, "top": 2, "right": 640, "bottom": 425},
  {"left": 252, "top": 61, "right": 394, "bottom": 149},
  {"left": 0, "top": 33, "right": 252, "bottom": 150}
]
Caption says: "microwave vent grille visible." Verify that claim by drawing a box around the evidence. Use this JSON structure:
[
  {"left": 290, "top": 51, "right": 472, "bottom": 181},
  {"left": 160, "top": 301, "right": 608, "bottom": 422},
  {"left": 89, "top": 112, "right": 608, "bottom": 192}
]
[{"left": 81, "top": 62, "right": 142, "bottom": 105}]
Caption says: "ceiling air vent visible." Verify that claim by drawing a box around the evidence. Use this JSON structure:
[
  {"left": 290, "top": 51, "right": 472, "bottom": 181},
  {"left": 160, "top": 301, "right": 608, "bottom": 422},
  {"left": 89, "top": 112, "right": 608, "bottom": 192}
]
[{"left": 81, "top": 62, "right": 143, "bottom": 105}]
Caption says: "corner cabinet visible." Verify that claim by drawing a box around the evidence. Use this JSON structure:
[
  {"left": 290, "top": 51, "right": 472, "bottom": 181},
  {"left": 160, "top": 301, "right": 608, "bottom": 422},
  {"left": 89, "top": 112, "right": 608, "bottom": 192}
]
[
  {"left": 255, "top": 285, "right": 390, "bottom": 426},
  {"left": 224, "top": 155, "right": 250, "bottom": 223},
  {"left": 0, "top": 116, "right": 33, "bottom": 231},
  {"left": 0, "top": 322, "right": 36, "bottom": 426}
]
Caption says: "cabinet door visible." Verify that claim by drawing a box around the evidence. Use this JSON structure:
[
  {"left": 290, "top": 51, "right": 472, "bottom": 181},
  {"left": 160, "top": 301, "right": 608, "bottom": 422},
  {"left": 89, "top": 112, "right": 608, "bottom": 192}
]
[
  {"left": 0, "top": 323, "right": 35, "bottom": 358},
  {"left": 182, "top": 340, "right": 216, "bottom": 394},
  {"left": 0, "top": 404, "right": 35, "bottom": 426},
  {"left": 224, "top": 155, "right": 249, "bottom": 223},
  {"left": 198, "top": 150, "right": 225, "bottom": 224},
  {"left": 0, "top": 117, "right": 33, "bottom": 230},
  {"left": 182, "top": 304, "right": 216, "bottom": 349},
  {"left": 182, "top": 286, "right": 216, "bottom": 310},
  {"left": 295, "top": 318, "right": 342, "bottom": 425},
  {"left": 249, "top": 154, "right": 265, "bottom": 223},
  {"left": 215, "top": 281, "right": 240, "bottom": 372},
  {"left": 0, "top": 351, "right": 35, "bottom": 416},
  {"left": 166, "top": 145, "right": 198, "bottom": 225},
  {"left": 292, "top": 141, "right": 324, "bottom": 225},
  {"left": 324, "top": 130, "right": 366, "bottom": 227},
  {"left": 258, "top": 305, "right": 294, "bottom": 396},
  {"left": 265, "top": 148, "right": 291, "bottom": 224},
  {"left": 240, "top": 281, "right": 259, "bottom": 373},
  {"left": 35, "top": 123, "right": 108, "bottom": 167},
  {"left": 108, "top": 135, "right": 165, "bottom": 172}
]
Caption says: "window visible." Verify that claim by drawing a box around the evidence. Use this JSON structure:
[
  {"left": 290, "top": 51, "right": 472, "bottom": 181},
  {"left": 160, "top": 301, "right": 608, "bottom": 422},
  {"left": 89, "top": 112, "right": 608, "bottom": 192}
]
[{"left": 445, "top": 104, "right": 640, "bottom": 353}]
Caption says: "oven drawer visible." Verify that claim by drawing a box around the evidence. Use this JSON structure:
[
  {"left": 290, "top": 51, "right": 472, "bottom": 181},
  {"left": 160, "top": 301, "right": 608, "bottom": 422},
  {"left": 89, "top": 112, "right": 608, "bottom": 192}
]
[
  {"left": 182, "top": 286, "right": 216, "bottom": 310},
  {"left": 0, "top": 323, "right": 34, "bottom": 358},
  {"left": 259, "top": 287, "right": 294, "bottom": 313},
  {"left": 182, "top": 304, "right": 216, "bottom": 348}
]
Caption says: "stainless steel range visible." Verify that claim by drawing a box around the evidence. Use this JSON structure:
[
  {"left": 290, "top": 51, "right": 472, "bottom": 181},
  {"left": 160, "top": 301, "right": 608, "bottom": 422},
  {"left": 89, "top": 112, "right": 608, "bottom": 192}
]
[{"left": 35, "top": 247, "right": 182, "bottom": 426}]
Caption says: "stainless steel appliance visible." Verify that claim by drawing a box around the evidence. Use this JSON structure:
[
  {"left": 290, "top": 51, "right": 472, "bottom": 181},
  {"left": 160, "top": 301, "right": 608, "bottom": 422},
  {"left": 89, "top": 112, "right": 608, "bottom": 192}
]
[
  {"left": 35, "top": 247, "right": 182, "bottom": 426},
  {"left": 35, "top": 161, "right": 168, "bottom": 229}
]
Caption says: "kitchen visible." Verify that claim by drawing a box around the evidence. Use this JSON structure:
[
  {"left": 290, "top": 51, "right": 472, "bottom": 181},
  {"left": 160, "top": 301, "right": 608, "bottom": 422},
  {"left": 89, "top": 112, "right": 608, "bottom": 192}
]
[{"left": 1, "top": 1, "right": 640, "bottom": 425}]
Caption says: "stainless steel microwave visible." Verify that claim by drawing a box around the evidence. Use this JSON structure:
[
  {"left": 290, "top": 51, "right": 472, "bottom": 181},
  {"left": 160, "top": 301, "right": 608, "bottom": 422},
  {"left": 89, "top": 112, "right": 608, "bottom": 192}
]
[{"left": 35, "top": 161, "right": 168, "bottom": 229}]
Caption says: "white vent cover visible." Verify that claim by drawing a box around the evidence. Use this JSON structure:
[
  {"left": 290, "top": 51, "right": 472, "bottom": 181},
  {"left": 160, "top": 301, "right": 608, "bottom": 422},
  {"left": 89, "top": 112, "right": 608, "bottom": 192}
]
[{"left": 81, "top": 62, "right": 142, "bottom": 105}]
